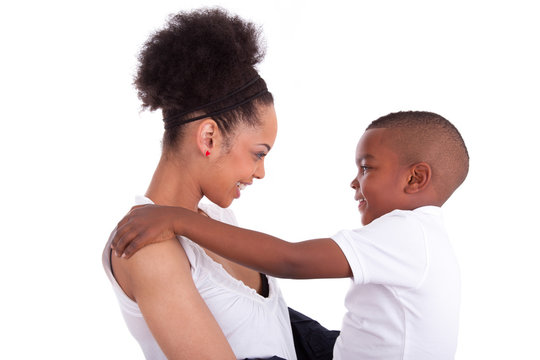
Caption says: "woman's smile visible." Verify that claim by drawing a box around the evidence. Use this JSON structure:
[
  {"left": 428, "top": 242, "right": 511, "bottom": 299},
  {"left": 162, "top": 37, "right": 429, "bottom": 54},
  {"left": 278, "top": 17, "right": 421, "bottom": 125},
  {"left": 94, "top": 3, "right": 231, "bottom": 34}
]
[{"left": 235, "top": 182, "right": 250, "bottom": 198}]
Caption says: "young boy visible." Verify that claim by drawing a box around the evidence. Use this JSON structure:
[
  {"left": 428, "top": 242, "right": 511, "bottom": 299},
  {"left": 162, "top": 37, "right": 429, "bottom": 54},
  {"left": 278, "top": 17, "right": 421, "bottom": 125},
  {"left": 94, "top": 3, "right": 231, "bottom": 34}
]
[{"left": 112, "top": 111, "right": 469, "bottom": 360}]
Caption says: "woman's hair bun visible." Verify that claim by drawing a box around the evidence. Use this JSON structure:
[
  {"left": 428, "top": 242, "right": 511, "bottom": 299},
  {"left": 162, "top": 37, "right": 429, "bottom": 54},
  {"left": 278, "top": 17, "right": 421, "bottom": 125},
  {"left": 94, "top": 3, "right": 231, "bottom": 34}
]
[{"left": 135, "top": 7, "right": 266, "bottom": 113}]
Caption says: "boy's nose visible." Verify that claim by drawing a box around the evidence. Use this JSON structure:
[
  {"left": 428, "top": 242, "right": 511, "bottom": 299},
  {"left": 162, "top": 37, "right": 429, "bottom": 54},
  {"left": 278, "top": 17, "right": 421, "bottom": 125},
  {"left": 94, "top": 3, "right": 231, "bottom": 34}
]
[{"left": 351, "top": 178, "right": 359, "bottom": 190}]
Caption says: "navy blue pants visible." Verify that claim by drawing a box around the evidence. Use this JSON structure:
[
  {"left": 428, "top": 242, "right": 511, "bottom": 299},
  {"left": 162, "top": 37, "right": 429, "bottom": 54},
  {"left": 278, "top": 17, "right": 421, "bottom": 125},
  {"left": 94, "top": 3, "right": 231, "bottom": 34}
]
[{"left": 245, "top": 308, "right": 339, "bottom": 360}]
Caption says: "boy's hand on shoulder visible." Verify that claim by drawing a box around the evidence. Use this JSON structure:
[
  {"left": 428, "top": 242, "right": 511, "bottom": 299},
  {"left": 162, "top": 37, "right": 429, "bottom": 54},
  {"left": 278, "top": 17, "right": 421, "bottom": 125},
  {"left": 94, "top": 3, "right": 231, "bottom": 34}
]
[{"left": 111, "top": 204, "right": 183, "bottom": 258}]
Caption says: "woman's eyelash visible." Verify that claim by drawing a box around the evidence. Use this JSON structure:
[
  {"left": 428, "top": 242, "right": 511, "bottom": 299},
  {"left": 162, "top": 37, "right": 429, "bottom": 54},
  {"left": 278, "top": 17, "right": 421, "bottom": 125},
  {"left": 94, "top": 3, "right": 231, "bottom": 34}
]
[{"left": 256, "top": 152, "right": 267, "bottom": 159}]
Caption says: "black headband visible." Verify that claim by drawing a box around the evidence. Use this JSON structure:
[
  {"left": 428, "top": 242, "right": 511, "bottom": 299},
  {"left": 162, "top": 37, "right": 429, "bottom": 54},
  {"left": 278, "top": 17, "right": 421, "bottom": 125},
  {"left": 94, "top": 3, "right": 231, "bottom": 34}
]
[{"left": 163, "top": 76, "right": 268, "bottom": 130}]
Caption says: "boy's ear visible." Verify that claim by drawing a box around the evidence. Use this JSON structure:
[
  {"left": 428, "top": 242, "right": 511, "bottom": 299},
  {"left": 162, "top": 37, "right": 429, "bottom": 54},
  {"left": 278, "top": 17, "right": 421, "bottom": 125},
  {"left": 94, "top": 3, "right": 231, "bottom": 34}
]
[
  {"left": 404, "top": 162, "right": 432, "bottom": 194},
  {"left": 196, "top": 119, "right": 219, "bottom": 156}
]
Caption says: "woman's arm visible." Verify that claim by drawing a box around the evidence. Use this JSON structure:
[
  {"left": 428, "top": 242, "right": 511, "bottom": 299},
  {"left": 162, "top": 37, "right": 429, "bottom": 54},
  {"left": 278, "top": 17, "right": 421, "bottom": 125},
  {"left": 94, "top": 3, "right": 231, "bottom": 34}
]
[
  {"left": 112, "top": 205, "right": 352, "bottom": 279},
  {"left": 111, "top": 237, "right": 236, "bottom": 359}
]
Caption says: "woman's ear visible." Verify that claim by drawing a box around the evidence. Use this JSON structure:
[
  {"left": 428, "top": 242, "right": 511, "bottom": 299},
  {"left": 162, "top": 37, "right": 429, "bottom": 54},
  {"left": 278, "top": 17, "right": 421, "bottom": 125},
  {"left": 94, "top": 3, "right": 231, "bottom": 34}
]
[
  {"left": 404, "top": 162, "right": 432, "bottom": 194},
  {"left": 196, "top": 119, "right": 219, "bottom": 156}
]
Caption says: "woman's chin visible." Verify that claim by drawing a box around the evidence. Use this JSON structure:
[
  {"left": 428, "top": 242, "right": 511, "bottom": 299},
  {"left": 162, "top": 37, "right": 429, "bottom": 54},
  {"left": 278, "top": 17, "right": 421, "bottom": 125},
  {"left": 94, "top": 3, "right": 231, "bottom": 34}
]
[{"left": 218, "top": 197, "right": 234, "bottom": 209}]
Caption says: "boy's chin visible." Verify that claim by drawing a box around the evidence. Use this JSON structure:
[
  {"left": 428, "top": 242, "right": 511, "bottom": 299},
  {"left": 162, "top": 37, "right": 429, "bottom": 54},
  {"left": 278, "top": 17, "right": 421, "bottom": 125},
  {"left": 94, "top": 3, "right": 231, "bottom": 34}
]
[{"left": 360, "top": 214, "right": 372, "bottom": 226}]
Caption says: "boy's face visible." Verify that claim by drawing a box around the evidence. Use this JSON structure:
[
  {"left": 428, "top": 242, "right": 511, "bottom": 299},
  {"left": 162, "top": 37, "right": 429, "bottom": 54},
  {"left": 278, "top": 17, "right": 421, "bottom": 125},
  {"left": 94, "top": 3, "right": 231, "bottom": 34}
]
[{"left": 351, "top": 128, "right": 410, "bottom": 225}]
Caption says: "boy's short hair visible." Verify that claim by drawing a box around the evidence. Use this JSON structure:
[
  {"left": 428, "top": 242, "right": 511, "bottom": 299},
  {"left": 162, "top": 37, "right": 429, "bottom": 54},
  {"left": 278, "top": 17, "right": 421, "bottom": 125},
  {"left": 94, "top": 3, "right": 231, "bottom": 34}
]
[{"left": 367, "top": 111, "right": 469, "bottom": 203}]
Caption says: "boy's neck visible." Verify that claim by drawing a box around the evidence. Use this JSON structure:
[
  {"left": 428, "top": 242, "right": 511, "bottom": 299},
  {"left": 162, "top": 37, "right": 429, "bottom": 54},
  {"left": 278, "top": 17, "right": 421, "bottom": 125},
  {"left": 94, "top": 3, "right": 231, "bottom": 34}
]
[{"left": 397, "top": 199, "right": 444, "bottom": 212}]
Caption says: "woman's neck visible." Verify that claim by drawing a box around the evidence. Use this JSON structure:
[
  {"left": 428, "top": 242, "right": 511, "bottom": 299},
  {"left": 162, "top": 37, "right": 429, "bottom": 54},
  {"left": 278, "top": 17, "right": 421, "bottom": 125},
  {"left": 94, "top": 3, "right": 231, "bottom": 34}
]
[{"left": 145, "top": 153, "right": 202, "bottom": 212}]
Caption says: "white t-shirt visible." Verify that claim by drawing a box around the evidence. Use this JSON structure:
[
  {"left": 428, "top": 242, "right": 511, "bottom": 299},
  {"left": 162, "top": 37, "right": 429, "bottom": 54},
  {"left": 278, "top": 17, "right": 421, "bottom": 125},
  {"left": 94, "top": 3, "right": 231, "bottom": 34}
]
[
  {"left": 102, "top": 197, "right": 296, "bottom": 360},
  {"left": 331, "top": 206, "right": 460, "bottom": 360}
]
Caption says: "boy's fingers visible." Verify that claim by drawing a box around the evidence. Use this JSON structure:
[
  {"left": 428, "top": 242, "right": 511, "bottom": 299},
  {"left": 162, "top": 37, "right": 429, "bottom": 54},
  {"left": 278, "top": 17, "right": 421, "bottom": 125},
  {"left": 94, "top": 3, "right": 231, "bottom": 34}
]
[
  {"left": 113, "top": 205, "right": 147, "bottom": 244},
  {"left": 111, "top": 228, "right": 122, "bottom": 250},
  {"left": 122, "top": 233, "right": 148, "bottom": 259},
  {"left": 113, "top": 227, "right": 137, "bottom": 257},
  {"left": 111, "top": 222, "right": 129, "bottom": 251},
  {"left": 116, "top": 216, "right": 129, "bottom": 231},
  {"left": 113, "top": 215, "right": 134, "bottom": 250},
  {"left": 116, "top": 206, "right": 140, "bottom": 230}
]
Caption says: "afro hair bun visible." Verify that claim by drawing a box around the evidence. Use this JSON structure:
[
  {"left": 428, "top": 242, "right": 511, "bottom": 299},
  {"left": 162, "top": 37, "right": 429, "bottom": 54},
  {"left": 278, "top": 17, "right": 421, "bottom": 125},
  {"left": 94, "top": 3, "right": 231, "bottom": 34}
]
[{"left": 134, "top": 7, "right": 266, "bottom": 113}]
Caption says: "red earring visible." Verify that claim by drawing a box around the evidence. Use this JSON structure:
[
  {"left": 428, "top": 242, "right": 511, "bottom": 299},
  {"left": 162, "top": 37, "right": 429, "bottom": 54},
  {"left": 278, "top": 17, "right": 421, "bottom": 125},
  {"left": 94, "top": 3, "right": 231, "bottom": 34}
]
[{"left": 205, "top": 150, "right": 210, "bottom": 157}]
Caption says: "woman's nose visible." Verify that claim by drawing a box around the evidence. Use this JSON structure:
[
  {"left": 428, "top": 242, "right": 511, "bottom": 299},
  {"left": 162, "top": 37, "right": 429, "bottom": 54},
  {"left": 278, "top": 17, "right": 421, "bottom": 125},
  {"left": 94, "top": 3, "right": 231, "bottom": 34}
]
[{"left": 254, "top": 160, "right": 266, "bottom": 180}]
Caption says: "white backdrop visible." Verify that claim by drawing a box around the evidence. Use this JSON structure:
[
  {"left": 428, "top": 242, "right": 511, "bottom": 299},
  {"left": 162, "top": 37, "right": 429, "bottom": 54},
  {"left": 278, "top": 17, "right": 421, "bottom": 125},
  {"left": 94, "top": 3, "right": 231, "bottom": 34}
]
[{"left": 1, "top": 0, "right": 539, "bottom": 359}]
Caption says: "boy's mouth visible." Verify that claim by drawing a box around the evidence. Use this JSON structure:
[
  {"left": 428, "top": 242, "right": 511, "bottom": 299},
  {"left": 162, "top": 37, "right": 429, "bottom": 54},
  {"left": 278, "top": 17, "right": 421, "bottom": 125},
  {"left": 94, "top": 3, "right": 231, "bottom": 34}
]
[{"left": 358, "top": 198, "right": 366, "bottom": 210}]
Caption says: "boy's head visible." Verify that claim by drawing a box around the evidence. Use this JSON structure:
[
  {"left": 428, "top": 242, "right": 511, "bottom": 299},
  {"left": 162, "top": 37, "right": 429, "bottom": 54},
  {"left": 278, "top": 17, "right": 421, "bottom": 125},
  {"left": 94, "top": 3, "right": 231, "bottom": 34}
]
[{"left": 352, "top": 111, "right": 469, "bottom": 225}]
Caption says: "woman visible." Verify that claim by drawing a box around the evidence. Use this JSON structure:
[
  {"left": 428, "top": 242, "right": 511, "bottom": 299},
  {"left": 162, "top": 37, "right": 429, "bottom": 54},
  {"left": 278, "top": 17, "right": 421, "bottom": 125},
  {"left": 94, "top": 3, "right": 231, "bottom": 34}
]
[{"left": 103, "top": 8, "right": 335, "bottom": 360}]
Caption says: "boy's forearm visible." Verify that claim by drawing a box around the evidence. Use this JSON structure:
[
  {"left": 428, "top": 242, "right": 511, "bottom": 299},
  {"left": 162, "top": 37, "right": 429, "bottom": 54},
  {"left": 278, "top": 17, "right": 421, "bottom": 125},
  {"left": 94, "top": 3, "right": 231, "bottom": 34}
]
[
  {"left": 173, "top": 209, "right": 351, "bottom": 279},
  {"left": 174, "top": 210, "right": 299, "bottom": 278}
]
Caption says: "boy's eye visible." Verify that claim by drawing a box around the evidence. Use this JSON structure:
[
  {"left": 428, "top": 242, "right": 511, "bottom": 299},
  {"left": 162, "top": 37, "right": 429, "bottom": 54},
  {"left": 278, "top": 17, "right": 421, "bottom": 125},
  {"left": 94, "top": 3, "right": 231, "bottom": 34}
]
[{"left": 360, "top": 165, "right": 369, "bottom": 175}]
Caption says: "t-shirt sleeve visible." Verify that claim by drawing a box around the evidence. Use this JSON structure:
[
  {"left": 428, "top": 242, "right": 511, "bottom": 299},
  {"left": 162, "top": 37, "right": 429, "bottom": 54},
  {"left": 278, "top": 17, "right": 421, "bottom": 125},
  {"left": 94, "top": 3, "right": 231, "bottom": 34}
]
[{"left": 331, "top": 211, "right": 428, "bottom": 289}]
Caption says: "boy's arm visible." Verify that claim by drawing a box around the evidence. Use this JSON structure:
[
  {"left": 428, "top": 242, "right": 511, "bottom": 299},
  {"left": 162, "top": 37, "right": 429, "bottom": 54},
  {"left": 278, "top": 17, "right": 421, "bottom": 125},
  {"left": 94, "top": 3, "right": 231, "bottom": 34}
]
[{"left": 112, "top": 204, "right": 352, "bottom": 279}]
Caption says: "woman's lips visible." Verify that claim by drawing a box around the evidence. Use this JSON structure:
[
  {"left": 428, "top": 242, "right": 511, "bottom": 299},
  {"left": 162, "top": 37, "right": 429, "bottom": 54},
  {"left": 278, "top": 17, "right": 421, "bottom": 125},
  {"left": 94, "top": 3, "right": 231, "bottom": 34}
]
[{"left": 235, "top": 182, "right": 249, "bottom": 198}]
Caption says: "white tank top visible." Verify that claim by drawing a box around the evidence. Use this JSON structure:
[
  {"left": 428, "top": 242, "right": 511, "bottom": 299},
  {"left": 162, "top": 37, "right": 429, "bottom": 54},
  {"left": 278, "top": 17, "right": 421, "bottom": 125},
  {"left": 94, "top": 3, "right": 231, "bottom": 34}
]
[{"left": 102, "top": 197, "right": 297, "bottom": 360}]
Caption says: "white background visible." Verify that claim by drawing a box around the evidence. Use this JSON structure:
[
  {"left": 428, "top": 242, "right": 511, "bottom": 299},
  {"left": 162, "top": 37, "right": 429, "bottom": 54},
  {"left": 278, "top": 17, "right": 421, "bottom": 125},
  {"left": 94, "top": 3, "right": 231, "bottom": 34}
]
[{"left": 1, "top": 0, "right": 539, "bottom": 359}]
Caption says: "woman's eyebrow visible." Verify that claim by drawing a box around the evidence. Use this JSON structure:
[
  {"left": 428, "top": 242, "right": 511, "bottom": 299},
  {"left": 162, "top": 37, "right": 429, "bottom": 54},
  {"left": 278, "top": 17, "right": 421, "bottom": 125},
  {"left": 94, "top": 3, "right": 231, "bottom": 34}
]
[{"left": 259, "top": 144, "right": 271, "bottom": 151}]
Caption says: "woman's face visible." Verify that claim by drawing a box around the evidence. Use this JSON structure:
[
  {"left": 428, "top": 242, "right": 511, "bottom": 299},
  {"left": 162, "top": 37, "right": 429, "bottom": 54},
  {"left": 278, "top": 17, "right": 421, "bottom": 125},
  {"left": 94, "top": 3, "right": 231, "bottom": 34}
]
[{"left": 204, "top": 104, "right": 278, "bottom": 208}]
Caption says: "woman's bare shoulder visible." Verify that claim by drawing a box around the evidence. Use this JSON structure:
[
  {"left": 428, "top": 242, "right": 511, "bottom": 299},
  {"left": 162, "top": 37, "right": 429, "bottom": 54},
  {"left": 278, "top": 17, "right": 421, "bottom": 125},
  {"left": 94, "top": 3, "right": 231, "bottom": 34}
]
[
  {"left": 111, "top": 239, "right": 191, "bottom": 301},
  {"left": 110, "top": 236, "right": 235, "bottom": 358}
]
